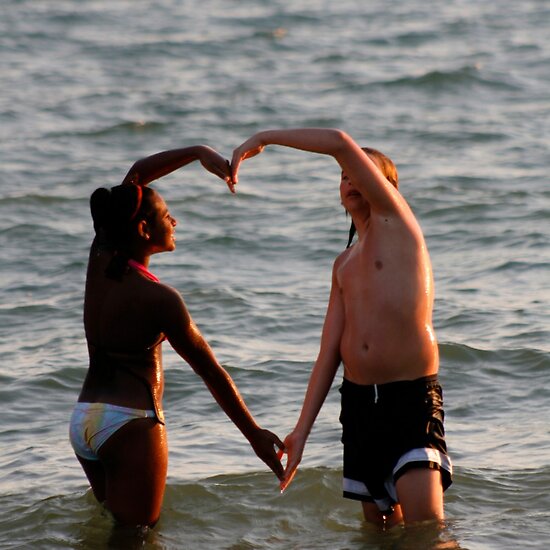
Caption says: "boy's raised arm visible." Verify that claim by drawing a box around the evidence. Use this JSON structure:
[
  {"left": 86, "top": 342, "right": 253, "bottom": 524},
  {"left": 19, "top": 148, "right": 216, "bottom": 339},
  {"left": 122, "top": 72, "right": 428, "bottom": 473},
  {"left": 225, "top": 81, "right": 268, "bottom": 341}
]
[{"left": 231, "top": 128, "right": 401, "bottom": 214}]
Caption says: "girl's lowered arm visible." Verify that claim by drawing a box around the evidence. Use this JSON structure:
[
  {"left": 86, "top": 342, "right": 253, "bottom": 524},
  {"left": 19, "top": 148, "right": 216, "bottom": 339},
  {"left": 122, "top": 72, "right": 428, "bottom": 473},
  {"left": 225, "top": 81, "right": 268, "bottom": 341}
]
[{"left": 159, "top": 285, "right": 284, "bottom": 480}]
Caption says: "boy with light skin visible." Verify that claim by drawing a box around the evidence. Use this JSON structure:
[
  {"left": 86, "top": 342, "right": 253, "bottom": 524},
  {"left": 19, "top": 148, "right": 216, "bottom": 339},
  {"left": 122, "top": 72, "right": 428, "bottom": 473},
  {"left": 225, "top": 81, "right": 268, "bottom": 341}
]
[{"left": 231, "top": 128, "right": 452, "bottom": 528}]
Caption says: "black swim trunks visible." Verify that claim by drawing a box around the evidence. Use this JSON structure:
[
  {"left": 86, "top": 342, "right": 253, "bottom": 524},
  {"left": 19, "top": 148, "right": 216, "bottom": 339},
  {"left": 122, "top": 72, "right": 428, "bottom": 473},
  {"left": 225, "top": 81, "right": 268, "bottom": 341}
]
[{"left": 339, "top": 375, "right": 452, "bottom": 513}]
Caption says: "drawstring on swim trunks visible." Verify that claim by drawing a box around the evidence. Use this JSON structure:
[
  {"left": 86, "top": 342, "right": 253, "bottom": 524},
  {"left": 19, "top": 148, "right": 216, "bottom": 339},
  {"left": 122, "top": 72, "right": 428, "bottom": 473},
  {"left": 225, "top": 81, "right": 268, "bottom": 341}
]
[{"left": 374, "top": 384, "right": 379, "bottom": 404}]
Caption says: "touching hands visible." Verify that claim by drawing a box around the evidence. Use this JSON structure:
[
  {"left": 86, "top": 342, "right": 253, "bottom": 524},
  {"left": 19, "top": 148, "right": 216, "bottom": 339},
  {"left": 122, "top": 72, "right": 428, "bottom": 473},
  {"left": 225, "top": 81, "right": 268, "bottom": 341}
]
[
  {"left": 195, "top": 134, "right": 267, "bottom": 193},
  {"left": 198, "top": 145, "right": 236, "bottom": 193}
]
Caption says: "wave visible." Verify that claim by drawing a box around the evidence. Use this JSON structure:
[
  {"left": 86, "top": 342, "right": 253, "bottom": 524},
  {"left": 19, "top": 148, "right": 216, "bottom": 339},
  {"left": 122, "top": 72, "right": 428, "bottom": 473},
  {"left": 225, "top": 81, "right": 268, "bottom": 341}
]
[
  {"left": 439, "top": 342, "right": 549, "bottom": 369},
  {"left": 381, "top": 64, "right": 521, "bottom": 92},
  {"left": 40, "top": 119, "right": 168, "bottom": 140},
  {"left": 3, "top": 463, "right": 549, "bottom": 549}
]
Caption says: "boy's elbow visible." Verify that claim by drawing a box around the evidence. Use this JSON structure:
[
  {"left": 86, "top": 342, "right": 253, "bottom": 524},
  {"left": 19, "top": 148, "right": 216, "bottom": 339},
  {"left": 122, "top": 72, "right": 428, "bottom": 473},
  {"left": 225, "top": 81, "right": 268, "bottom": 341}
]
[{"left": 328, "top": 129, "right": 354, "bottom": 154}]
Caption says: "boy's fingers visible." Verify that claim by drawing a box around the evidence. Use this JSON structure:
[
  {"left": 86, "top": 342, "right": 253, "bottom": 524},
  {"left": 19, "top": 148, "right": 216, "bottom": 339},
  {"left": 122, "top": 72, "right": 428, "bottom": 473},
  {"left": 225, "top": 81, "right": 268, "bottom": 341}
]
[
  {"left": 280, "top": 465, "right": 298, "bottom": 493},
  {"left": 226, "top": 179, "right": 236, "bottom": 193},
  {"left": 230, "top": 152, "right": 242, "bottom": 182}
]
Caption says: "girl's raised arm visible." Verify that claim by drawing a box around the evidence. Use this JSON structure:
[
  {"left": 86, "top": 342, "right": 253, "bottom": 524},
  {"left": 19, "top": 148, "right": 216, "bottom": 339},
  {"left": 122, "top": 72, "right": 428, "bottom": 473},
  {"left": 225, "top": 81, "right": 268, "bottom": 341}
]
[{"left": 122, "top": 145, "right": 234, "bottom": 192}]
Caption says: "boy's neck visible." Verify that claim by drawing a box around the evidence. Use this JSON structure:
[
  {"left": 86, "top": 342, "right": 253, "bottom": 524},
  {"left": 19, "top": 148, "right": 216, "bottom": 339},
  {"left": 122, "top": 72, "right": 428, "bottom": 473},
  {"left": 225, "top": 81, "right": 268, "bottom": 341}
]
[{"left": 352, "top": 213, "right": 371, "bottom": 241}]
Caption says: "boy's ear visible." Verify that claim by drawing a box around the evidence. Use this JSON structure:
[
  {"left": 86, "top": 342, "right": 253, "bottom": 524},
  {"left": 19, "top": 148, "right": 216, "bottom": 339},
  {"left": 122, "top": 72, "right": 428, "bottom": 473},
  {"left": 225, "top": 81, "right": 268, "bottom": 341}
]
[{"left": 137, "top": 219, "right": 150, "bottom": 240}]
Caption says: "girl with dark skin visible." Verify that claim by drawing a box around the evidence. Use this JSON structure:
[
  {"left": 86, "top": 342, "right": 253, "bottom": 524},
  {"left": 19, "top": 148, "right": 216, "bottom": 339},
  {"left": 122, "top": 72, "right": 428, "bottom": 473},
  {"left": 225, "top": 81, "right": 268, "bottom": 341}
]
[{"left": 70, "top": 145, "right": 283, "bottom": 527}]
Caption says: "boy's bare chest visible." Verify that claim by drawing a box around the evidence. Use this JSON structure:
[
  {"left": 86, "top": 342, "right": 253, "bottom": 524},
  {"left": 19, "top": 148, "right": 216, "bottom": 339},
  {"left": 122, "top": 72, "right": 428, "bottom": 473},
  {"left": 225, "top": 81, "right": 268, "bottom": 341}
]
[{"left": 337, "top": 243, "right": 388, "bottom": 297}]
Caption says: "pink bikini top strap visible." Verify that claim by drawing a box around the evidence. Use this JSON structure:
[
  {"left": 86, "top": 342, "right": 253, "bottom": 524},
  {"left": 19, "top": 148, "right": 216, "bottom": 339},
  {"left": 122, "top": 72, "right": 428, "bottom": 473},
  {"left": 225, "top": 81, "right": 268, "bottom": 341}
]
[{"left": 127, "top": 259, "right": 160, "bottom": 283}]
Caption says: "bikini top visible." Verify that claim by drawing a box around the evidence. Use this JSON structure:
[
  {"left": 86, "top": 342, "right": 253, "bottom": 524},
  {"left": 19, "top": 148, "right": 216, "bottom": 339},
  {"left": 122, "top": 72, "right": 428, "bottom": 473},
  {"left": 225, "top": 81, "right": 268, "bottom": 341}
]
[{"left": 127, "top": 259, "right": 160, "bottom": 283}]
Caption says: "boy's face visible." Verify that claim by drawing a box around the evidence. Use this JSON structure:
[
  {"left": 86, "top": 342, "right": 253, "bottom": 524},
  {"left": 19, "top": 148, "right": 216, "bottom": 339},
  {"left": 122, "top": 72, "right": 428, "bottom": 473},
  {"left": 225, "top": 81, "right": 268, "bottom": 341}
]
[
  {"left": 340, "top": 154, "right": 386, "bottom": 212},
  {"left": 340, "top": 171, "right": 369, "bottom": 213}
]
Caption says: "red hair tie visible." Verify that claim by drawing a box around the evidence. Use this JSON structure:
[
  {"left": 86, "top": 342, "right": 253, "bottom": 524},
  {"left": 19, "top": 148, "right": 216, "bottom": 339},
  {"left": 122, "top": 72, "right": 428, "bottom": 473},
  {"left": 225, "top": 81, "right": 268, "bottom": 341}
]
[{"left": 129, "top": 185, "right": 143, "bottom": 221}]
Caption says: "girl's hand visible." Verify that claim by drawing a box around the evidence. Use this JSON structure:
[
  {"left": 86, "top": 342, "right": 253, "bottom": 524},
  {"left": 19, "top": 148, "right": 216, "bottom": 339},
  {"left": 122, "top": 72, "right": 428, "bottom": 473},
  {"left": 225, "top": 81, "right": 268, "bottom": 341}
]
[
  {"left": 198, "top": 146, "right": 236, "bottom": 193},
  {"left": 248, "top": 428, "right": 285, "bottom": 481}
]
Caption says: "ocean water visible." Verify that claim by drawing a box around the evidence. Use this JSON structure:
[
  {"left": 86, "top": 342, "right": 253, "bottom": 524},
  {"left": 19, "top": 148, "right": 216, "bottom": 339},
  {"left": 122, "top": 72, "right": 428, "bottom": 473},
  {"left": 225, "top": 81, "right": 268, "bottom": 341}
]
[{"left": 1, "top": 0, "right": 549, "bottom": 548}]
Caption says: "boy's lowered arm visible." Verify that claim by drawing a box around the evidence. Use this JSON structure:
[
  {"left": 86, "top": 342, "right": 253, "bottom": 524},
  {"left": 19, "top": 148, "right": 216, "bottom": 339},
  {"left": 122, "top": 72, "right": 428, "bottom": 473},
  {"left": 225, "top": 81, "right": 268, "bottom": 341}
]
[{"left": 279, "top": 258, "right": 344, "bottom": 489}]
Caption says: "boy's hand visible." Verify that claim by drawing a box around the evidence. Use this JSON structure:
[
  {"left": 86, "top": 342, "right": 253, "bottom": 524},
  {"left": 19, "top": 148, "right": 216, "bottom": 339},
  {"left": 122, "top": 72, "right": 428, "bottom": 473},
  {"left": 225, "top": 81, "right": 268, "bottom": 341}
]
[
  {"left": 277, "top": 430, "right": 306, "bottom": 492},
  {"left": 230, "top": 134, "right": 266, "bottom": 185}
]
